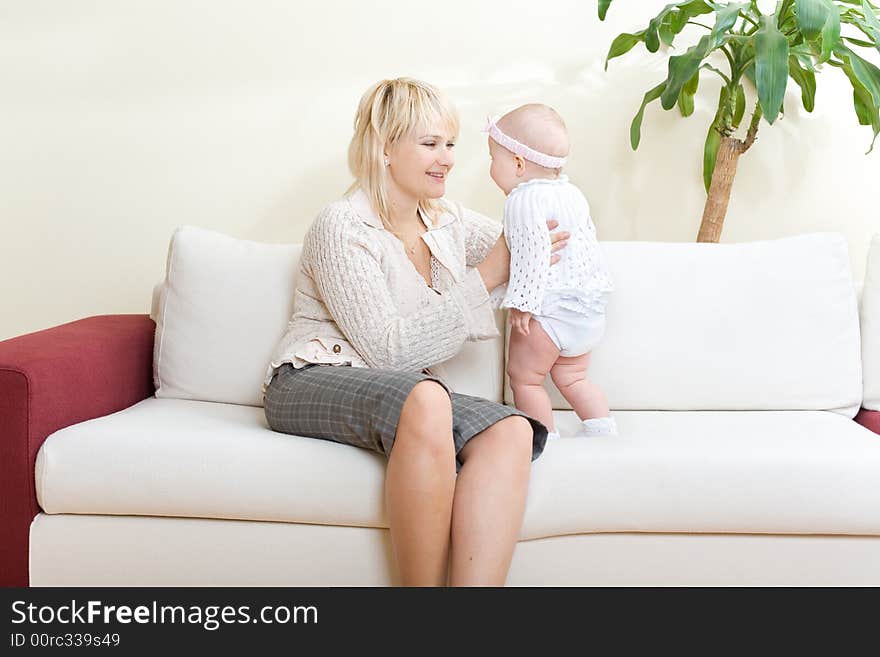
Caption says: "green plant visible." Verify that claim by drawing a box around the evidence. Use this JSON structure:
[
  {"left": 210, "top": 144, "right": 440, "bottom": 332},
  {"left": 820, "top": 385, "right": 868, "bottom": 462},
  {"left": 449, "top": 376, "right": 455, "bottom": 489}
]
[{"left": 600, "top": 0, "right": 880, "bottom": 242}]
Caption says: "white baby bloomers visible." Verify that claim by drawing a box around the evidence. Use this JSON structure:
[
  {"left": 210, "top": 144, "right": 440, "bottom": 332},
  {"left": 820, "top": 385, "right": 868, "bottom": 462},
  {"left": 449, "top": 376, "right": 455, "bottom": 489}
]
[{"left": 491, "top": 175, "right": 614, "bottom": 357}]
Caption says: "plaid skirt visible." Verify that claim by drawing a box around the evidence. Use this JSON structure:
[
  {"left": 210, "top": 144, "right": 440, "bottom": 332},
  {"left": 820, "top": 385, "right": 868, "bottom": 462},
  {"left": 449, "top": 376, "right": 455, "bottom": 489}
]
[{"left": 264, "top": 364, "right": 548, "bottom": 470}]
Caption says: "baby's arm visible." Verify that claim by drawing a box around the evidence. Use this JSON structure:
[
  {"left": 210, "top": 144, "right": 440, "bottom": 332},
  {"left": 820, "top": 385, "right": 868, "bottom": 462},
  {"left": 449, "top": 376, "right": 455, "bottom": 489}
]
[
  {"left": 498, "top": 189, "right": 552, "bottom": 315},
  {"left": 509, "top": 308, "right": 532, "bottom": 336}
]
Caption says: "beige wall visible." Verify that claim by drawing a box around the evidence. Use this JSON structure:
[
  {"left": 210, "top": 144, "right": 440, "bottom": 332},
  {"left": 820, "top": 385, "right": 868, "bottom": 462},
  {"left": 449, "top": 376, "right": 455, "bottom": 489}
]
[{"left": 2, "top": 0, "right": 878, "bottom": 340}]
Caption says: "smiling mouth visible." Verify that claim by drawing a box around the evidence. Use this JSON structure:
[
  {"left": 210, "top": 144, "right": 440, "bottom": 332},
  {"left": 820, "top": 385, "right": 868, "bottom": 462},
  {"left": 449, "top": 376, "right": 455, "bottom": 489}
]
[{"left": 427, "top": 172, "right": 445, "bottom": 180}]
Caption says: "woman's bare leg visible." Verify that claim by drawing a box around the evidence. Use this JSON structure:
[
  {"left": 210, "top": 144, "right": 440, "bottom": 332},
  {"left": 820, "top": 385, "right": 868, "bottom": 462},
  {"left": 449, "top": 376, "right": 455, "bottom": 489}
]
[
  {"left": 448, "top": 415, "right": 534, "bottom": 586},
  {"left": 385, "top": 381, "right": 456, "bottom": 586}
]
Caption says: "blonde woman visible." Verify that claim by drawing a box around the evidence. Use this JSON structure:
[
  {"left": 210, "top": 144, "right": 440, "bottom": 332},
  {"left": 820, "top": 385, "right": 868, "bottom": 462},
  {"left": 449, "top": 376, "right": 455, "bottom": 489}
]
[{"left": 263, "top": 78, "right": 568, "bottom": 586}]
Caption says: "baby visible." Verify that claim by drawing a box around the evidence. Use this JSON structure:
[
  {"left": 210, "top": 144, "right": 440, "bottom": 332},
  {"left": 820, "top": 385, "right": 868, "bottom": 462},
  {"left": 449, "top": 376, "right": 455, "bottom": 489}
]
[{"left": 486, "top": 103, "right": 616, "bottom": 441}]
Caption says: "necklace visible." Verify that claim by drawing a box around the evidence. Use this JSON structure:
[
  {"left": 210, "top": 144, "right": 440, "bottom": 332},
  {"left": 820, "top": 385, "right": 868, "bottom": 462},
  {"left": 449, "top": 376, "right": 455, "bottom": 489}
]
[{"left": 400, "top": 229, "right": 425, "bottom": 256}]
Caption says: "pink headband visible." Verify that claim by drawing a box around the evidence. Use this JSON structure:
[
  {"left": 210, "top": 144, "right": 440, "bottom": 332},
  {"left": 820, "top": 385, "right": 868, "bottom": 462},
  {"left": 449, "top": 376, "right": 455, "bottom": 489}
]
[{"left": 483, "top": 116, "right": 567, "bottom": 169}]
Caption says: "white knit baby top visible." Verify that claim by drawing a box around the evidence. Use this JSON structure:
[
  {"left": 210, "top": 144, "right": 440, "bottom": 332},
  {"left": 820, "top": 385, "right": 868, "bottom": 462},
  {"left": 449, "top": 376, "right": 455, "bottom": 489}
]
[{"left": 491, "top": 175, "right": 613, "bottom": 315}]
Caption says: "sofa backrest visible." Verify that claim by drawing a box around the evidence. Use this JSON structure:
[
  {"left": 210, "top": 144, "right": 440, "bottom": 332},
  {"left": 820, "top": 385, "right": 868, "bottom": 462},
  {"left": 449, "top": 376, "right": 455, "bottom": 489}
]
[
  {"left": 152, "top": 226, "right": 302, "bottom": 406},
  {"left": 503, "top": 233, "right": 862, "bottom": 416},
  {"left": 152, "top": 227, "right": 864, "bottom": 415},
  {"left": 862, "top": 234, "right": 880, "bottom": 411}
]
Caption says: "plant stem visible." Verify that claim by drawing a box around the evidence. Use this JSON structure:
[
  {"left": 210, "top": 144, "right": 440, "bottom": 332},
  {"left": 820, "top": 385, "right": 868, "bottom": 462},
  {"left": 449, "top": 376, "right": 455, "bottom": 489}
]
[
  {"left": 720, "top": 45, "right": 737, "bottom": 72},
  {"left": 742, "top": 103, "right": 763, "bottom": 152},
  {"left": 778, "top": 0, "right": 795, "bottom": 27},
  {"left": 697, "top": 137, "right": 742, "bottom": 243},
  {"left": 740, "top": 11, "right": 760, "bottom": 30}
]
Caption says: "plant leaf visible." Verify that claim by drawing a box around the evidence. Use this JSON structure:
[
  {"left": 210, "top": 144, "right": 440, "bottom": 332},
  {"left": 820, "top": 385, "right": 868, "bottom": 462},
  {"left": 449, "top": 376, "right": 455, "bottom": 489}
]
[
  {"left": 703, "top": 87, "right": 728, "bottom": 192},
  {"left": 820, "top": 1, "right": 841, "bottom": 63},
  {"left": 599, "top": 0, "right": 613, "bottom": 20},
  {"left": 854, "top": 85, "right": 875, "bottom": 125},
  {"left": 661, "top": 34, "right": 714, "bottom": 110},
  {"left": 646, "top": 14, "right": 664, "bottom": 52},
  {"left": 631, "top": 82, "right": 668, "bottom": 149},
  {"left": 755, "top": 14, "right": 790, "bottom": 124},
  {"left": 678, "top": 70, "right": 701, "bottom": 117},
  {"left": 660, "top": 22, "right": 676, "bottom": 46},
  {"left": 794, "top": 0, "right": 829, "bottom": 40},
  {"left": 835, "top": 44, "right": 880, "bottom": 152},
  {"left": 788, "top": 55, "right": 817, "bottom": 111},
  {"left": 712, "top": 2, "right": 749, "bottom": 40},
  {"left": 703, "top": 125, "right": 722, "bottom": 192},
  {"left": 843, "top": 35, "right": 878, "bottom": 47},
  {"left": 852, "top": 81, "right": 880, "bottom": 152},
  {"left": 645, "top": 1, "right": 714, "bottom": 52},
  {"left": 606, "top": 32, "right": 645, "bottom": 70},
  {"left": 860, "top": 0, "right": 880, "bottom": 54},
  {"left": 835, "top": 44, "right": 880, "bottom": 108}
]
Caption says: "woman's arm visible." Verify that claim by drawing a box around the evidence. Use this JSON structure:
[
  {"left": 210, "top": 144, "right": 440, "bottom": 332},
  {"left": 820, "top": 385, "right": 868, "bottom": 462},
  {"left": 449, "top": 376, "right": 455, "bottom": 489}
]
[
  {"left": 454, "top": 204, "right": 503, "bottom": 268},
  {"left": 308, "top": 207, "right": 498, "bottom": 371},
  {"left": 454, "top": 201, "right": 568, "bottom": 278}
]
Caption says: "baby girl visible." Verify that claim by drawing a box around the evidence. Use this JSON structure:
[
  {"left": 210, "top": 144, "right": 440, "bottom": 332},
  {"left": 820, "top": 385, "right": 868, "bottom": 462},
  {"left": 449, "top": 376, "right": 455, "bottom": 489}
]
[{"left": 486, "top": 103, "right": 616, "bottom": 441}]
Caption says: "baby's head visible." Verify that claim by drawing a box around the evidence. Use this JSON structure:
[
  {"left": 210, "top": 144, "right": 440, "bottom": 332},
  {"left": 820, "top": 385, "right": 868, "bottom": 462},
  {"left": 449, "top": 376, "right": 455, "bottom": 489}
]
[{"left": 487, "top": 103, "right": 570, "bottom": 195}]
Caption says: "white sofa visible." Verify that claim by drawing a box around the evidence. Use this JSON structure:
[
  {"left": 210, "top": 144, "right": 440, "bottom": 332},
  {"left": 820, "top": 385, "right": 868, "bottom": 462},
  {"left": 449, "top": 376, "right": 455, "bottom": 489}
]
[{"left": 24, "top": 226, "right": 880, "bottom": 586}]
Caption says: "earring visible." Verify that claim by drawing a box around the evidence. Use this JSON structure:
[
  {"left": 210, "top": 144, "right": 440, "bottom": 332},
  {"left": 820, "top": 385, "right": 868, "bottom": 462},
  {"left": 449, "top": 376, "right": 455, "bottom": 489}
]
[{"left": 384, "top": 158, "right": 390, "bottom": 166}]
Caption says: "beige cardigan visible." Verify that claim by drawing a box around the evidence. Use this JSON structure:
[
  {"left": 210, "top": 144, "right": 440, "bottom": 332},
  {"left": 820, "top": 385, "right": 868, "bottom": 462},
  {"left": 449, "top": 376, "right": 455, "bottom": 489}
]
[{"left": 264, "top": 189, "right": 502, "bottom": 390}]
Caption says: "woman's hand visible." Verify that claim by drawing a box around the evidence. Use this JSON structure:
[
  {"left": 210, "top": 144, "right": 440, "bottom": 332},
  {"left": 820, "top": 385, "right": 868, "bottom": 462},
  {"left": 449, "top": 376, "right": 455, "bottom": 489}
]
[
  {"left": 477, "top": 219, "right": 569, "bottom": 291},
  {"left": 547, "top": 219, "right": 569, "bottom": 266}
]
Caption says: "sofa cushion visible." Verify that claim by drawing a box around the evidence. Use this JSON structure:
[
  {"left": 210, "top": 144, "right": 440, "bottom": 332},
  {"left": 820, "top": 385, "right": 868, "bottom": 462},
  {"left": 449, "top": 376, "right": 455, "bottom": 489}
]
[
  {"left": 862, "top": 234, "right": 880, "bottom": 411},
  {"left": 505, "top": 233, "right": 862, "bottom": 416},
  {"left": 36, "top": 397, "right": 880, "bottom": 539},
  {"left": 151, "top": 225, "right": 506, "bottom": 406}
]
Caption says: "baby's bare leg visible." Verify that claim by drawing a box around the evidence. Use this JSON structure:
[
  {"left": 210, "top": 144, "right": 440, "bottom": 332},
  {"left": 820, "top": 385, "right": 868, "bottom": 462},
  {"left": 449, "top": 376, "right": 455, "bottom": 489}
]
[
  {"left": 549, "top": 352, "right": 610, "bottom": 420},
  {"left": 506, "top": 319, "right": 560, "bottom": 432}
]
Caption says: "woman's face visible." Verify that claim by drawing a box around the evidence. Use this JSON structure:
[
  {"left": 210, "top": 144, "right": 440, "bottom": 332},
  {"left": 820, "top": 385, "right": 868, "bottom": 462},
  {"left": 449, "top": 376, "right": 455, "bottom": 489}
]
[{"left": 385, "top": 123, "right": 456, "bottom": 203}]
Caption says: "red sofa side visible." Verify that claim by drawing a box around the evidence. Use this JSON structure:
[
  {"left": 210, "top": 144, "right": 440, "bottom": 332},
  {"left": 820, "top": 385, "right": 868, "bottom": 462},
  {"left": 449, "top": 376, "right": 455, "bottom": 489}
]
[
  {"left": 0, "top": 314, "right": 155, "bottom": 586},
  {"left": 855, "top": 408, "right": 880, "bottom": 435}
]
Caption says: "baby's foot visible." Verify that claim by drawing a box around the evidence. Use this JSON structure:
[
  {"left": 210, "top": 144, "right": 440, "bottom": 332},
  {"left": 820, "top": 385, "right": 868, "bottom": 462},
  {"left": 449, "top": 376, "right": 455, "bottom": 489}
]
[{"left": 578, "top": 417, "right": 618, "bottom": 437}]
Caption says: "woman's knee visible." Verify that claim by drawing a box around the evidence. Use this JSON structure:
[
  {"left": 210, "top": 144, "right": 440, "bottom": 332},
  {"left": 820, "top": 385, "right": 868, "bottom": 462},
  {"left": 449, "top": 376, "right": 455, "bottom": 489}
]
[
  {"left": 400, "top": 380, "right": 451, "bottom": 421},
  {"left": 395, "top": 381, "right": 454, "bottom": 457},
  {"left": 462, "top": 416, "right": 533, "bottom": 464}
]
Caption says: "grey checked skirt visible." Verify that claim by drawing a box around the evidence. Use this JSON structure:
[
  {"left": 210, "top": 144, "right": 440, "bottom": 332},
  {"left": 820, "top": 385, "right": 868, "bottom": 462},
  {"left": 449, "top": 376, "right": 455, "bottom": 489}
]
[{"left": 264, "top": 364, "right": 548, "bottom": 470}]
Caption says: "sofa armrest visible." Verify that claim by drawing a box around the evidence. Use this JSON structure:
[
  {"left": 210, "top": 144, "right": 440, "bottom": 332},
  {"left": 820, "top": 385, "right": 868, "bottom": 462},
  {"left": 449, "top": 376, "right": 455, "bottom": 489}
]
[
  {"left": 855, "top": 408, "right": 880, "bottom": 435},
  {"left": 0, "top": 314, "right": 155, "bottom": 586}
]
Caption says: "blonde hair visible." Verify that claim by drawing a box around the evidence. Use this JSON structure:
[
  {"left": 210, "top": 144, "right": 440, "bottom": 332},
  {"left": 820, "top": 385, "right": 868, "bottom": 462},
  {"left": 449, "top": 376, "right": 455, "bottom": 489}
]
[{"left": 347, "top": 77, "right": 460, "bottom": 231}]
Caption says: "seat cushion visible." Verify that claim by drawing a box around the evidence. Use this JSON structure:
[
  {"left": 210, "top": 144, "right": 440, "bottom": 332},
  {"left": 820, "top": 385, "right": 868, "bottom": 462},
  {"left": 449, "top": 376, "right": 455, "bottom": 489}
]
[
  {"left": 37, "top": 398, "right": 389, "bottom": 529},
  {"left": 527, "top": 409, "right": 880, "bottom": 540},
  {"left": 36, "top": 398, "right": 880, "bottom": 539}
]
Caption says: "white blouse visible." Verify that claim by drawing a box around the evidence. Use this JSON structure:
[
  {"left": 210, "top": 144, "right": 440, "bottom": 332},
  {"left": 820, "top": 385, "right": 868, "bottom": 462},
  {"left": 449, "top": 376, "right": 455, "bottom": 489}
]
[
  {"left": 491, "top": 175, "right": 613, "bottom": 316},
  {"left": 263, "top": 189, "right": 502, "bottom": 391}
]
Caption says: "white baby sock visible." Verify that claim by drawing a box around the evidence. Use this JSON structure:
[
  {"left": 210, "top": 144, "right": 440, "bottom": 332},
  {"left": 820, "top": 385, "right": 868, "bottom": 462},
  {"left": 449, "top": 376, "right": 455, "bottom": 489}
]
[
  {"left": 546, "top": 430, "right": 561, "bottom": 441},
  {"left": 580, "top": 416, "right": 618, "bottom": 436}
]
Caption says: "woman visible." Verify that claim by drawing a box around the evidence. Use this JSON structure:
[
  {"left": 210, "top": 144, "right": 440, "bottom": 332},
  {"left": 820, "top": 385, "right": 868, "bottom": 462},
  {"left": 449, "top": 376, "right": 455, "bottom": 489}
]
[{"left": 263, "top": 78, "right": 568, "bottom": 586}]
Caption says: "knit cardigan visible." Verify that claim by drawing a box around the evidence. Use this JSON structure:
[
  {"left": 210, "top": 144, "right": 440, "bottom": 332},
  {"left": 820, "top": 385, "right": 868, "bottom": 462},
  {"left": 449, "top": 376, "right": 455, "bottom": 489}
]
[{"left": 264, "top": 189, "right": 502, "bottom": 390}]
